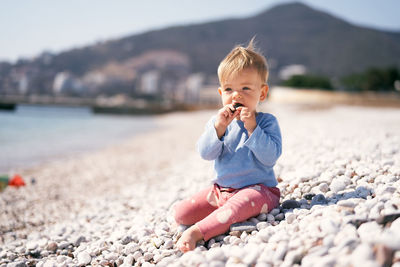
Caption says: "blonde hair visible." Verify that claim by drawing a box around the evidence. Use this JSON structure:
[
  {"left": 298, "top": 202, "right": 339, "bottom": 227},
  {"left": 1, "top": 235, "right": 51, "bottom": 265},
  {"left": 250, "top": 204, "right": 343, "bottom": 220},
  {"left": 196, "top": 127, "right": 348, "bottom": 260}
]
[{"left": 218, "top": 37, "right": 268, "bottom": 85}]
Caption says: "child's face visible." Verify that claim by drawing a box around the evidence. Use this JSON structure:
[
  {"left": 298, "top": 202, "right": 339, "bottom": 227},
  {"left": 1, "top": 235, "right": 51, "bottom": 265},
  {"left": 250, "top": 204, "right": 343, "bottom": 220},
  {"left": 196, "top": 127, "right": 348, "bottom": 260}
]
[{"left": 218, "top": 68, "right": 268, "bottom": 113}]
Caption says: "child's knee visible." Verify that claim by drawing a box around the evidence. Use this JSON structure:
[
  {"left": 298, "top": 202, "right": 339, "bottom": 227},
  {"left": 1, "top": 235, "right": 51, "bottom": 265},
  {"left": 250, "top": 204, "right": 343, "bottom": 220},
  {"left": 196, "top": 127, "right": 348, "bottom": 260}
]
[
  {"left": 173, "top": 201, "right": 187, "bottom": 224},
  {"left": 173, "top": 200, "right": 196, "bottom": 225}
]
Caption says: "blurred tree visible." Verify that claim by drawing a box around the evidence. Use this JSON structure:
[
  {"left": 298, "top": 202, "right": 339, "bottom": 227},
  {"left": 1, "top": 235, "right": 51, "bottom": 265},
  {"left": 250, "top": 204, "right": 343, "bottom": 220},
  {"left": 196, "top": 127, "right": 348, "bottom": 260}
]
[
  {"left": 341, "top": 67, "right": 400, "bottom": 92},
  {"left": 281, "top": 74, "right": 333, "bottom": 90}
]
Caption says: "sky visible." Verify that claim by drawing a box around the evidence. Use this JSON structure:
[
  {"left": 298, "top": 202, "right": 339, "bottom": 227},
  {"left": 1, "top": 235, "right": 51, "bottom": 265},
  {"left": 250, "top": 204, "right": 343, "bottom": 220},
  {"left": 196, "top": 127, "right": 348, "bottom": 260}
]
[{"left": 1, "top": 0, "right": 399, "bottom": 63}]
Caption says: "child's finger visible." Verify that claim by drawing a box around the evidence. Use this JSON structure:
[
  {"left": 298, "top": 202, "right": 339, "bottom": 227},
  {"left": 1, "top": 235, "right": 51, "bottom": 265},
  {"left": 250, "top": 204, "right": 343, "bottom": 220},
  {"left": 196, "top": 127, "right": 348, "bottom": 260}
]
[{"left": 234, "top": 109, "right": 241, "bottom": 117}]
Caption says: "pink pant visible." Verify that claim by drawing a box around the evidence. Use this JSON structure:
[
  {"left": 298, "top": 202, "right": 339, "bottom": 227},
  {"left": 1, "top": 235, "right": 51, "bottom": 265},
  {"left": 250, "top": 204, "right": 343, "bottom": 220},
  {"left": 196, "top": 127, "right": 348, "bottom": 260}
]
[{"left": 174, "top": 184, "right": 280, "bottom": 241}]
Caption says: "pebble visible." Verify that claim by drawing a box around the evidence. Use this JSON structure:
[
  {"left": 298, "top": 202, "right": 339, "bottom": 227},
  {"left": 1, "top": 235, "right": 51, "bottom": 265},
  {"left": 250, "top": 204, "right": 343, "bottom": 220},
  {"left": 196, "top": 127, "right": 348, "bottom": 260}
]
[
  {"left": 273, "top": 242, "right": 288, "bottom": 261},
  {"left": 230, "top": 222, "right": 257, "bottom": 232},
  {"left": 266, "top": 214, "right": 275, "bottom": 222},
  {"left": 121, "top": 236, "right": 133, "bottom": 245},
  {"left": 256, "top": 222, "right": 269, "bottom": 231},
  {"left": 285, "top": 213, "right": 296, "bottom": 224},
  {"left": 270, "top": 208, "right": 280, "bottom": 216},
  {"left": 206, "top": 247, "right": 225, "bottom": 262},
  {"left": 77, "top": 251, "right": 91, "bottom": 266},
  {"left": 274, "top": 213, "right": 285, "bottom": 221},
  {"left": 377, "top": 213, "right": 400, "bottom": 225},
  {"left": 58, "top": 241, "right": 70, "bottom": 250},
  {"left": 163, "top": 240, "right": 174, "bottom": 249},
  {"left": 330, "top": 178, "right": 347, "bottom": 193},
  {"left": 26, "top": 241, "right": 38, "bottom": 251},
  {"left": 318, "top": 183, "right": 329, "bottom": 193},
  {"left": 72, "top": 236, "right": 86, "bottom": 247},
  {"left": 281, "top": 200, "right": 301, "bottom": 209},
  {"left": 337, "top": 199, "right": 356, "bottom": 208},
  {"left": 356, "top": 186, "right": 371, "bottom": 198},
  {"left": 257, "top": 213, "right": 268, "bottom": 221},
  {"left": 303, "top": 193, "right": 316, "bottom": 200},
  {"left": 311, "top": 194, "right": 328, "bottom": 206},
  {"left": 143, "top": 252, "right": 154, "bottom": 261},
  {"left": 320, "top": 219, "right": 340, "bottom": 234}
]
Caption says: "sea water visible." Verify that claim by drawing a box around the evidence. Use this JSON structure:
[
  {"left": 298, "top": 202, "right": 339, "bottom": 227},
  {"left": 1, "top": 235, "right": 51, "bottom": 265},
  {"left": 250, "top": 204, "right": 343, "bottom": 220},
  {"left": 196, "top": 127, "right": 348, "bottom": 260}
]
[{"left": 0, "top": 104, "right": 156, "bottom": 173}]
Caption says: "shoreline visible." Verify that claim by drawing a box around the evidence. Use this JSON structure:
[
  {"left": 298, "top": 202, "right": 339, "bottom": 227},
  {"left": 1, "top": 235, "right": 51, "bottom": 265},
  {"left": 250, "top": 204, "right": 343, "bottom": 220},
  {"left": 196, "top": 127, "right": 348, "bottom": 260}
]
[{"left": 0, "top": 105, "right": 158, "bottom": 175}]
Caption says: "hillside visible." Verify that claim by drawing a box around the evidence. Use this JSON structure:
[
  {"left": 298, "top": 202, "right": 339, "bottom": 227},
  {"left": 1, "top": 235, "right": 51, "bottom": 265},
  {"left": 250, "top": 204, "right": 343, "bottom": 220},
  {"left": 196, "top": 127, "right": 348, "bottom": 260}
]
[
  {"left": 49, "top": 2, "right": 400, "bottom": 77},
  {"left": 1, "top": 2, "right": 400, "bottom": 96}
]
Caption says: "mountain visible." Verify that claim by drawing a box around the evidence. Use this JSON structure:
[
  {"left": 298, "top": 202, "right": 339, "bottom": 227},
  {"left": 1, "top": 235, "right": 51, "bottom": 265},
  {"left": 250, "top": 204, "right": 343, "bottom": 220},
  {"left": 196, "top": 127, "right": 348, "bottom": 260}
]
[
  {"left": 51, "top": 2, "right": 400, "bottom": 76},
  {"left": 1, "top": 2, "right": 400, "bottom": 96}
]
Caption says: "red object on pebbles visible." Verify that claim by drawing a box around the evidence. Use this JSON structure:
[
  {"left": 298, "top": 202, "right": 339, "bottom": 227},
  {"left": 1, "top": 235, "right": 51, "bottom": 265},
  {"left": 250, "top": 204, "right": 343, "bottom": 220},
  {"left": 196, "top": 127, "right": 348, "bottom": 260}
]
[{"left": 8, "top": 174, "right": 26, "bottom": 187}]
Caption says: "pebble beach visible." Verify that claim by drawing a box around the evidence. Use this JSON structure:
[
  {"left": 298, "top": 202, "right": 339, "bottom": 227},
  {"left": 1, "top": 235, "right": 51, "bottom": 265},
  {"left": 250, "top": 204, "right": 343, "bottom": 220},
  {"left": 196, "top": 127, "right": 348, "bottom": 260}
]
[{"left": 1, "top": 102, "right": 400, "bottom": 267}]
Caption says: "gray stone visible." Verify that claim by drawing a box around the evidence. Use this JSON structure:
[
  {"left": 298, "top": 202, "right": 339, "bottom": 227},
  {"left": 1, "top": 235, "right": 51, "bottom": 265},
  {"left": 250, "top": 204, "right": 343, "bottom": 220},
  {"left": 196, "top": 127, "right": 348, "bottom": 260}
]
[
  {"left": 266, "top": 214, "right": 275, "bottom": 222},
  {"left": 72, "top": 236, "right": 86, "bottom": 247},
  {"left": 257, "top": 213, "right": 267, "bottom": 221},
  {"left": 356, "top": 186, "right": 371, "bottom": 198},
  {"left": 275, "top": 213, "right": 285, "bottom": 221},
  {"left": 282, "top": 200, "right": 301, "bottom": 209},
  {"left": 121, "top": 236, "right": 133, "bottom": 245},
  {"left": 230, "top": 222, "right": 257, "bottom": 232},
  {"left": 270, "top": 208, "right": 280, "bottom": 216},
  {"left": 311, "top": 194, "right": 328, "bottom": 206},
  {"left": 303, "top": 193, "right": 316, "bottom": 200},
  {"left": 58, "top": 241, "right": 70, "bottom": 250}
]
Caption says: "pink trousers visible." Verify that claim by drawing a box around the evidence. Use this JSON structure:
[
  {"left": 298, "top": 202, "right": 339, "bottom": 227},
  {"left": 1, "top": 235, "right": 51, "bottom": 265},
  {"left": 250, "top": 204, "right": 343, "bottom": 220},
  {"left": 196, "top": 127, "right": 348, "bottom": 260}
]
[{"left": 174, "top": 183, "right": 280, "bottom": 241}]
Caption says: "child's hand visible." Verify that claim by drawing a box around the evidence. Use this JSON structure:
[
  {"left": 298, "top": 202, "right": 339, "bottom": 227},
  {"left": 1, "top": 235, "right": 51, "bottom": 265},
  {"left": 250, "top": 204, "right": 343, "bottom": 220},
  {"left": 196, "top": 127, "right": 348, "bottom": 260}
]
[
  {"left": 214, "top": 104, "right": 240, "bottom": 139},
  {"left": 239, "top": 107, "right": 257, "bottom": 136}
]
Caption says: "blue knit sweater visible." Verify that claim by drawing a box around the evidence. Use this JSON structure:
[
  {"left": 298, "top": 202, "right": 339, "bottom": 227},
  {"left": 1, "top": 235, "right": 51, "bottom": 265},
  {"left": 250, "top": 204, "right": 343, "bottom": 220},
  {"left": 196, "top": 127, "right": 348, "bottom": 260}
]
[{"left": 197, "top": 112, "right": 282, "bottom": 189}]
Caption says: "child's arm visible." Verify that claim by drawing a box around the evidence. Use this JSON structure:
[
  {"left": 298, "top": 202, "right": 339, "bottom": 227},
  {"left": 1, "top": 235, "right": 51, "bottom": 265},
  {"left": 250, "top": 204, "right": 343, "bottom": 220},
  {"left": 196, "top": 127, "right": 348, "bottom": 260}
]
[
  {"left": 244, "top": 115, "right": 282, "bottom": 167},
  {"left": 197, "top": 105, "right": 240, "bottom": 160},
  {"left": 197, "top": 117, "right": 224, "bottom": 160}
]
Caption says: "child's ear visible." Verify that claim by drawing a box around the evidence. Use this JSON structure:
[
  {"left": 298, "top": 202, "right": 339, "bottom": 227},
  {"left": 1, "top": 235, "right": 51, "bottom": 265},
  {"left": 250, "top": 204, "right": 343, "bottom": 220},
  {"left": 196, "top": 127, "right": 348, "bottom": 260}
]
[
  {"left": 260, "top": 84, "right": 269, "bottom": 101},
  {"left": 218, "top": 87, "right": 223, "bottom": 96}
]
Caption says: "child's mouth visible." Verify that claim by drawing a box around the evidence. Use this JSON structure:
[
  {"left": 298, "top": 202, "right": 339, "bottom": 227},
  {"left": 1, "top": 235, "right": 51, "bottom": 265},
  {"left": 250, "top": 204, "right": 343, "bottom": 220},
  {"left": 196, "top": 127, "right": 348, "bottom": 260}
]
[{"left": 231, "top": 103, "right": 244, "bottom": 113}]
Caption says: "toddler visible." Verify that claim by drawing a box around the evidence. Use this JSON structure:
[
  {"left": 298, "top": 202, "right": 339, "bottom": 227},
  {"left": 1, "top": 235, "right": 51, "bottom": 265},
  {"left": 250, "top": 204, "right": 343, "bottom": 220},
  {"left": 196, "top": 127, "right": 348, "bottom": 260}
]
[{"left": 174, "top": 39, "right": 282, "bottom": 252}]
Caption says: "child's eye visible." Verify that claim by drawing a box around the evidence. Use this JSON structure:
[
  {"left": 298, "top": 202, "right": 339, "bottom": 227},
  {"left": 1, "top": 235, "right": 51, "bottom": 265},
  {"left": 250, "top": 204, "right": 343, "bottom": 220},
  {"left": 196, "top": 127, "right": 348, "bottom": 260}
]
[
  {"left": 224, "top": 88, "right": 232, "bottom": 92},
  {"left": 242, "top": 87, "right": 251, "bottom": 91}
]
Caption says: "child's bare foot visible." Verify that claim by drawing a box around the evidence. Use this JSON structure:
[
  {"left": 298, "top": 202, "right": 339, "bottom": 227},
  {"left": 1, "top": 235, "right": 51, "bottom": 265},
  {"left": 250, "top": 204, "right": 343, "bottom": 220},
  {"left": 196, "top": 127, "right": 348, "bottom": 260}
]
[{"left": 176, "top": 225, "right": 204, "bottom": 253}]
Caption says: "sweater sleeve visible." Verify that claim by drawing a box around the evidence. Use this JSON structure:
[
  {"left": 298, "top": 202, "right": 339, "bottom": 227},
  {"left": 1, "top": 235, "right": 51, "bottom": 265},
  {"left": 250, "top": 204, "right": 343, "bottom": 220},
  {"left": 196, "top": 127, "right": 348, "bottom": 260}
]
[
  {"left": 244, "top": 115, "right": 282, "bottom": 167},
  {"left": 197, "top": 117, "right": 224, "bottom": 161}
]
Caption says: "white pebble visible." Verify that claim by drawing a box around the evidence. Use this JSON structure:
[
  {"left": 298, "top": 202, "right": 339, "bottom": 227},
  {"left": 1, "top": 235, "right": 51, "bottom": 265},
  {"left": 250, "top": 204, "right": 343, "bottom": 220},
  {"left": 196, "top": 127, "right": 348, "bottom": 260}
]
[
  {"left": 77, "top": 251, "right": 91, "bottom": 266},
  {"left": 206, "top": 247, "right": 226, "bottom": 261}
]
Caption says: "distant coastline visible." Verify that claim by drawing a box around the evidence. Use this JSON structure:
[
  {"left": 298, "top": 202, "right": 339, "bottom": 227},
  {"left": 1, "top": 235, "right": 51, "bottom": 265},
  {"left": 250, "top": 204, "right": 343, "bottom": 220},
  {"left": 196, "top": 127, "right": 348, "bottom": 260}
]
[
  {"left": 0, "top": 94, "right": 219, "bottom": 115},
  {"left": 0, "top": 104, "right": 156, "bottom": 173}
]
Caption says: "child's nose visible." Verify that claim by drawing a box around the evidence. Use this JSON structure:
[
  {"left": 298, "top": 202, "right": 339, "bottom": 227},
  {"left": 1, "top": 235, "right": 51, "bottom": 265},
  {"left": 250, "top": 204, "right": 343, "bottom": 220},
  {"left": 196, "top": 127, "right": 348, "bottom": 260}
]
[{"left": 233, "top": 91, "right": 242, "bottom": 99}]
